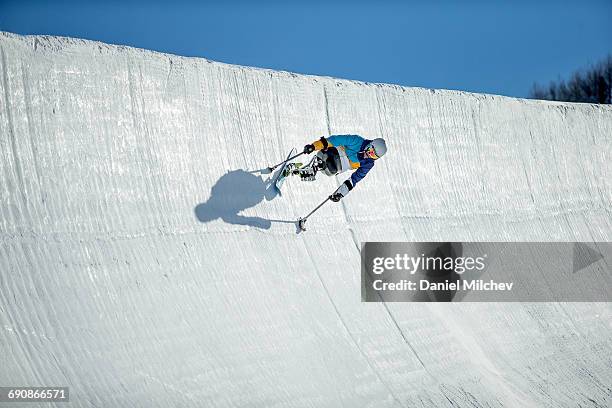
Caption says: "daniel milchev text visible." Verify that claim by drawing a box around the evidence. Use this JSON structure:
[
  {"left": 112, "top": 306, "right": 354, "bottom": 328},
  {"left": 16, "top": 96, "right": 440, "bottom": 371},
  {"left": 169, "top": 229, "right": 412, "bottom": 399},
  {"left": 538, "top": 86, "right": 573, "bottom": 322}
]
[{"left": 369, "top": 253, "right": 515, "bottom": 292}]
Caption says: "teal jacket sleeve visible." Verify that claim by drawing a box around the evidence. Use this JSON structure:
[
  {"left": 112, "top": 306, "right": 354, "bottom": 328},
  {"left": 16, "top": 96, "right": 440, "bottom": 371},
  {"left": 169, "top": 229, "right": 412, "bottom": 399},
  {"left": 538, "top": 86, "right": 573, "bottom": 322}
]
[{"left": 327, "top": 135, "right": 365, "bottom": 150}]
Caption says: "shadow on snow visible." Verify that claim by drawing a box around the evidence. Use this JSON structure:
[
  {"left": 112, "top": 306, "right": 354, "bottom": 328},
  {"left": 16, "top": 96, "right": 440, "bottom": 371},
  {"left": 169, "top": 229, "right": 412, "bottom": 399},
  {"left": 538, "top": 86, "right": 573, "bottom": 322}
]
[{"left": 194, "top": 169, "right": 295, "bottom": 230}]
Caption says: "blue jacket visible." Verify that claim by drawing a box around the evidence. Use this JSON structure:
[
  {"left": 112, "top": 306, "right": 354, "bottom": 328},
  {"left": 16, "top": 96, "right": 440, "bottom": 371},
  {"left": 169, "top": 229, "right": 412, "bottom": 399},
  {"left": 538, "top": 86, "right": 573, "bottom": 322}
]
[{"left": 312, "top": 135, "right": 375, "bottom": 187}]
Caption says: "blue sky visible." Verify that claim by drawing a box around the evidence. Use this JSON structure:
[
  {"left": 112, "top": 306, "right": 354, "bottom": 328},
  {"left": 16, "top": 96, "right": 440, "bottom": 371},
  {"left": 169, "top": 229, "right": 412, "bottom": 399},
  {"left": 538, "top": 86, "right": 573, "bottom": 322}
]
[{"left": 1, "top": 0, "right": 610, "bottom": 97}]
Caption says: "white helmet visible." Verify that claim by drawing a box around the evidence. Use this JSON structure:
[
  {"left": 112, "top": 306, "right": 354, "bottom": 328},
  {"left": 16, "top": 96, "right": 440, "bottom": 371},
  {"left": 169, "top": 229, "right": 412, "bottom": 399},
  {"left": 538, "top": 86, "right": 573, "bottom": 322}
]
[{"left": 369, "top": 138, "right": 387, "bottom": 159}]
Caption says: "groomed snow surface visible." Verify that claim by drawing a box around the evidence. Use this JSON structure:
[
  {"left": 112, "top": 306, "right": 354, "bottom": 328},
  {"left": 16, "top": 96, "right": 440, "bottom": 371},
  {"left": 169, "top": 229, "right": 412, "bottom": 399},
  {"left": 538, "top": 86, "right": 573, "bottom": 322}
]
[{"left": 1, "top": 32, "right": 611, "bottom": 407}]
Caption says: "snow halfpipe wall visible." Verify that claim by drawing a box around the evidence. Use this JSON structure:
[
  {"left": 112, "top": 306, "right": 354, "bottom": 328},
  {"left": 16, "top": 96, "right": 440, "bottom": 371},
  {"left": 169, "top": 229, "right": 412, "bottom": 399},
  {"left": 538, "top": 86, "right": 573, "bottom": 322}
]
[{"left": 1, "top": 32, "right": 611, "bottom": 407}]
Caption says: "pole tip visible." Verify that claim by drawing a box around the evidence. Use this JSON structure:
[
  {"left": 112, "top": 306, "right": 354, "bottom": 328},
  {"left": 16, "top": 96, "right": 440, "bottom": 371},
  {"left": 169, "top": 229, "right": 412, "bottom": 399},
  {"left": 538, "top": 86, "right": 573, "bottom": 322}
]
[{"left": 297, "top": 217, "right": 307, "bottom": 232}]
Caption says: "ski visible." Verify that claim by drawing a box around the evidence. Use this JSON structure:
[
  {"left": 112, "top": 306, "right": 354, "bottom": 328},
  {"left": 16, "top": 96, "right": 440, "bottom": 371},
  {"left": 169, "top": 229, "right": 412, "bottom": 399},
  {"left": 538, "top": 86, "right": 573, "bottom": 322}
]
[{"left": 272, "top": 148, "right": 297, "bottom": 193}]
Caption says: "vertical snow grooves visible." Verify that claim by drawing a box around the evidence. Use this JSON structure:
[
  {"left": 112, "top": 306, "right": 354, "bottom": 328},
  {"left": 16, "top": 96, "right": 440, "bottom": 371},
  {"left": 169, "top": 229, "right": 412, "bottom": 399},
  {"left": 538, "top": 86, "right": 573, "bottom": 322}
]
[
  {"left": 271, "top": 76, "right": 284, "bottom": 155},
  {"left": 323, "top": 83, "right": 362, "bottom": 252},
  {"left": 165, "top": 57, "right": 173, "bottom": 94},
  {"left": 425, "top": 96, "right": 449, "bottom": 218},
  {"left": 548, "top": 137, "right": 576, "bottom": 236},
  {"left": 1, "top": 46, "right": 28, "bottom": 219},
  {"left": 126, "top": 57, "right": 153, "bottom": 233},
  {"left": 20, "top": 61, "right": 44, "bottom": 210},
  {"left": 300, "top": 237, "right": 407, "bottom": 408},
  {"left": 470, "top": 104, "right": 488, "bottom": 205},
  {"left": 137, "top": 63, "right": 164, "bottom": 232},
  {"left": 230, "top": 69, "right": 250, "bottom": 166},
  {"left": 322, "top": 84, "right": 332, "bottom": 135},
  {"left": 374, "top": 88, "right": 409, "bottom": 240},
  {"left": 369, "top": 89, "right": 432, "bottom": 373},
  {"left": 126, "top": 58, "right": 140, "bottom": 142}
]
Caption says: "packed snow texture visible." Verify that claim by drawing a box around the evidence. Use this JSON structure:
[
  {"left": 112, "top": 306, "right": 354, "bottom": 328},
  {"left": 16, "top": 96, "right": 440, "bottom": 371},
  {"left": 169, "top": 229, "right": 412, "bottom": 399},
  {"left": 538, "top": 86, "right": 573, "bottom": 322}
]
[{"left": 1, "top": 32, "right": 611, "bottom": 407}]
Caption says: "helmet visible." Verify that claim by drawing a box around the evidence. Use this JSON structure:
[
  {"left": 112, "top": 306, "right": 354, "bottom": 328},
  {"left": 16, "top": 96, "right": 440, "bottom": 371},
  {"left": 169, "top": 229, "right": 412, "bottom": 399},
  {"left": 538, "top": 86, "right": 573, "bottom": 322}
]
[{"left": 369, "top": 138, "right": 387, "bottom": 159}]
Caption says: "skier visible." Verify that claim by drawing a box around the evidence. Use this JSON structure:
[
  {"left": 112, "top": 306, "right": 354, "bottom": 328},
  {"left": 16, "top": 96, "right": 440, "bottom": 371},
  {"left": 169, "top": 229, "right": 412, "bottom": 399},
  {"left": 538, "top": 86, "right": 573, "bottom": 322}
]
[{"left": 283, "top": 135, "right": 387, "bottom": 202}]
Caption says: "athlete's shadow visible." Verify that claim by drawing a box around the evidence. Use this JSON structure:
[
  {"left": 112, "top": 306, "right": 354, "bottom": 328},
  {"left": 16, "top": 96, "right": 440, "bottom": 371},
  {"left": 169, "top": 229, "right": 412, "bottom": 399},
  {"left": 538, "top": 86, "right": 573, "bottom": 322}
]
[{"left": 194, "top": 169, "right": 294, "bottom": 230}]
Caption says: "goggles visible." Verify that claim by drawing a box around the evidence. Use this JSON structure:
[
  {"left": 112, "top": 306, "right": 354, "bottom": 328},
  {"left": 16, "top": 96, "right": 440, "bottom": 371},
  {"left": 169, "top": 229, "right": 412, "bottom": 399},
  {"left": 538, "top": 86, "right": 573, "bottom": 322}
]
[{"left": 365, "top": 145, "right": 379, "bottom": 159}]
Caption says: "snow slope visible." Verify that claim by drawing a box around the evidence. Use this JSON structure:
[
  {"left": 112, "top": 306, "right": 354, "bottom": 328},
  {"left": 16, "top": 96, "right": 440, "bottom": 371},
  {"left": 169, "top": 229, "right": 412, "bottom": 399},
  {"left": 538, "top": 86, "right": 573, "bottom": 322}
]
[{"left": 1, "top": 31, "right": 611, "bottom": 407}]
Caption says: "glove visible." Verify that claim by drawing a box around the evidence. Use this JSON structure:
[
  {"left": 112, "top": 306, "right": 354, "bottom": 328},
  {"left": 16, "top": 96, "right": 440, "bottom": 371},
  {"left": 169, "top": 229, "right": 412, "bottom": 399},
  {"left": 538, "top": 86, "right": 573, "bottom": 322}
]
[
  {"left": 303, "top": 144, "right": 315, "bottom": 154},
  {"left": 330, "top": 180, "right": 352, "bottom": 202}
]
